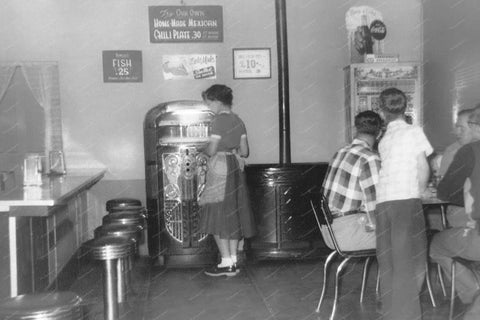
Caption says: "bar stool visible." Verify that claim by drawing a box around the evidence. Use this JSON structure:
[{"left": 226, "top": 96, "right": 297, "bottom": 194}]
[
  {"left": 105, "top": 198, "right": 148, "bottom": 256},
  {"left": 108, "top": 204, "right": 145, "bottom": 214},
  {"left": 86, "top": 236, "right": 134, "bottom": 320},
  {"left": 94, "top": 224, "right": 143, "bottom": 254},
  {"left": 103, "top": 211, "right": 146, "bottom": 229},
  {"left": 94, "top": 224, "right": 143, "bottom": 301},
  {"left": 106, "top": 198, "right": 142, "bottom": 212},
  {"left": 0, "top": 292, "right": 84, "bottom": 320}
]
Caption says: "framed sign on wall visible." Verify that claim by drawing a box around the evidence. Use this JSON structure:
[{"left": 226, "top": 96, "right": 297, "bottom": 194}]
[
  {"left": 102, "top": 50, "right": 143, "bottom": 83},
  {"left": 148, "top": 6, "right": 223, "bottom": 43},
  {"left": 233, "top": 48, "right": 271, "bottom": 79}
]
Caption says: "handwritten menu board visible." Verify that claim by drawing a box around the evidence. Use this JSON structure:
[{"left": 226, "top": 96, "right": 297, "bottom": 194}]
[
  {"left": 103, "top": 50, "right": 142, "bottom": 82},
  {"left": 149, "top": 6, "right": 223, "bottom": 43}
]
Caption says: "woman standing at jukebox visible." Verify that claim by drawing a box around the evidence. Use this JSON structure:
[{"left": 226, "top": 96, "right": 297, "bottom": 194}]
[{"left": 199, "top": 84, "right": 256, "bottom": 277}]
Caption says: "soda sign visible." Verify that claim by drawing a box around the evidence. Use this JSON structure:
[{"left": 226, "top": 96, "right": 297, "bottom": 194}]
[{"left": 370, "top": 20, "right": 387, "bottom": 40}]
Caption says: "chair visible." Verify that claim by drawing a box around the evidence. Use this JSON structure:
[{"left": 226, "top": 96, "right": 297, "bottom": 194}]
[
  {"left": 449, "top": 256, "right": 480, "bottom": 320},
  {"left": 310, "top": 194, "right": 378, "bottom": 320},
  {"left": 425, "top": 229, "right": 447, "bottom": 308}
]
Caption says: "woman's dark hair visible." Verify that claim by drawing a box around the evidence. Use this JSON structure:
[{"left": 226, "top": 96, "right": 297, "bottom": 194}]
[
  {"left": 202, "top": 84, "right": 233, "bottom": 106},
  {"left": 379, "top": 87, "right": 407, "bottom": 115},
  {"left": 355, "top": 110, "right": 383, "bottom": 136}
]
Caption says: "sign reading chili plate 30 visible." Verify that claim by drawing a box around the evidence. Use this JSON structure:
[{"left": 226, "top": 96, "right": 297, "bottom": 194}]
[{"left": 149, "top": 6, "right": 223, "bottom": 43}]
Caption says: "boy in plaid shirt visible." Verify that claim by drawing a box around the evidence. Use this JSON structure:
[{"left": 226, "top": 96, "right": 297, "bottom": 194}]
[{"left": 322, "top": 110, "right": 382, "bottom": 251}]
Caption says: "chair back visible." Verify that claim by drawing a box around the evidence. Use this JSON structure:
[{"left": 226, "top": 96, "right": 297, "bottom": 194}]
[{"left": 310, "top": 193, "right": 344, "bottom": 255}]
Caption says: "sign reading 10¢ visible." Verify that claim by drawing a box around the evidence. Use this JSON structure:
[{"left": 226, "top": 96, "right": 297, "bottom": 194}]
[
  {"left": 233, "top": 48, "right": 271, "bottom": 79},
  {"left": 103, "top": 50, "right": 143, "bottom": 83}
]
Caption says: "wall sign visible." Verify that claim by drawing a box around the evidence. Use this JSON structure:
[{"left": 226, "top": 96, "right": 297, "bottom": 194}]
[
  {"left": 149, "top": 6, "right": 223, "bottom": 43},
  {"left": 162, "top": 54, "right": 217, "bottom": 80},
  {"left": 233, "top": 48, "right": 271, "bottom": 79},
  {"left": 370, "top": 19, "right": 387, "bottom": 40},
  {"left": 102, "top": 50, "right": 142, "bottom": 82}
]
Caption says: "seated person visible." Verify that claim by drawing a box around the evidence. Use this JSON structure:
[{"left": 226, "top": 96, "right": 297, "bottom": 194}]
[
  {"left": 433, "top": 108, "right": 477, "bottom": 228},
  {"left": 430, "top": 107, "right": 480, "bottom": 320},
  {"left": 321, "top": 110, "right": 382, "bottom": 251}
]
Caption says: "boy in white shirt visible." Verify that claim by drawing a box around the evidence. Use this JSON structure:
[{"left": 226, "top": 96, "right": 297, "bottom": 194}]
[{"left": 375, "top": 88, "right": 433, "bottom": 320}]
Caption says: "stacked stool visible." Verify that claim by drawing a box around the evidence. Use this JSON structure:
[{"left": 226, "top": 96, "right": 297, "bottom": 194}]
[
  {"left": 94, "top": 223, "right": 143, "bottom": 302},
  {"left": 104, "top": 198, "right": 147, "bottom": 256},
  {"left": 85, "top": 198, "right": 145, "bottom": 320},
  {"left": 106, "top": 198, "right": 143, "bottom": 213},
  {"left": 97, "top": 199, "right": 146, "bottom": 301},
  {"left": 86, "top": 236, "right": 134, "bottom": 320},
  {"left": 0, "top": 291, "right": 84, "bottom": 320}
]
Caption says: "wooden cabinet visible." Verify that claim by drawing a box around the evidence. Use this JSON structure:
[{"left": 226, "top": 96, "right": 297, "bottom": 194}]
[{"left": 246, "top": 163, "right": 329, "bottom": 259}]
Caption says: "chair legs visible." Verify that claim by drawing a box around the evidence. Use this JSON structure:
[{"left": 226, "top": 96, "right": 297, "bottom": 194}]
[
  {"left": 360, "top": 257, "right": 372, "bottom": 303},
  {"left": 438, "top": 264, "right": 447, "bottom": 297},
  {"left": 425, "top": 260, "right": 437, "bottom": 307},
  {"left": 448, "top": 257, "right": 480, "bottom": 320},
  {"left": 449, "top": 261, "right": 456, "bottom": 320},
  {"left": 316, "top": 251, "right": 337, "bottom": 313},
  {"left": 332, "top": 258, "right": 351, "bottom": 320},
  {"left": 316, "top": 252, "right": 376, "bottom": 320}
]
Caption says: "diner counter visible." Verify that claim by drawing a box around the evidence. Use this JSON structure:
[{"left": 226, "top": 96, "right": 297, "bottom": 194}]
[
  {"left": 0, "top": 169, "right": 107, "bottom": 299},
  {"left": 0, "top": 169, "right": 106, "bottom": 215}
]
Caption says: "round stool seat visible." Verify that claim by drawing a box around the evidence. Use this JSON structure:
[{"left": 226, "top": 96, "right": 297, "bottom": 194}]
[
  {"left": 106, "top": 198, "right": 142, "bottom": 212},
  {"left": 102, "top": 211, "right": 146, "bottom": 227},
  {"left": 108, "top": 205, "right": 146, "bottom": 214},
  {"left": 94, "top": 224, "right": 143, "bottom": 241},
  {"left": 0, "top": 292, "right": 83, "bottom": 320},
  {"left": 86, "top": 236, "right": 134, "bottom": 261}
]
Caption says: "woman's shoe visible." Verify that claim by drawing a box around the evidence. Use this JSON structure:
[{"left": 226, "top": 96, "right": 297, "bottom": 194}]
[{"left": 204, "top": 265, "right": 237, "bottom": 277}]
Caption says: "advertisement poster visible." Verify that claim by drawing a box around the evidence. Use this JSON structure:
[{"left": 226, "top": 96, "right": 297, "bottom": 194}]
[
  {"left": 102, "top": 50, "right": 142, "bottom": 82},
  {"left": 233, "top": 48, "right": 271, "bottom": 79},
  {"left": 149, "top": 6, "right": 223, "bottom": 43},
  {"left": 162, "top": 54, "right": 217, "bottom": 80}
]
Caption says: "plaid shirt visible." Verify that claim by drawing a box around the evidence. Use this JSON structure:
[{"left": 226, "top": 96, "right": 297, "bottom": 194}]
[{"left": 322, "top": 139, "right": 381, "bottom": 215}]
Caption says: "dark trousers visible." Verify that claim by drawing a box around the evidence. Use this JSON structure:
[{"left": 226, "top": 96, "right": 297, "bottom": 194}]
[{"left": 376, "top": 199, "right": 427, "bottom": 320}]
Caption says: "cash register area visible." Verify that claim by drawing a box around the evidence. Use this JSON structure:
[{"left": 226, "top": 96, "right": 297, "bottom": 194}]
[{"left": 69, "top": 256, "right": 454, "bottom": 320}]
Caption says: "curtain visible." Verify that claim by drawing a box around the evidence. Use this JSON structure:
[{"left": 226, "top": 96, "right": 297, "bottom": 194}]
[
  {"left": 20, "top": 62, "right": 60, "bottom": 152},
  {"left": 0, "top": 66, "right": 16, "bottom": 104}
]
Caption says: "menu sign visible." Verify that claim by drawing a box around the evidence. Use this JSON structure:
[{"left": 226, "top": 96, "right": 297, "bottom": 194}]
[
  {"left": 149, "top": 6, "right": 223, "bottom": 43},
  {"left": 103, "top": 50, "right": 142, "bottom": 82},
  {"left": 162, "top": 54, "right": 217, "bottom": 80}
]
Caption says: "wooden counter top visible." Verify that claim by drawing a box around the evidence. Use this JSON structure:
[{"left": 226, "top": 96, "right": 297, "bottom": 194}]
[{"left": 0, "top": 169, "right": 106, "bottom": 215}]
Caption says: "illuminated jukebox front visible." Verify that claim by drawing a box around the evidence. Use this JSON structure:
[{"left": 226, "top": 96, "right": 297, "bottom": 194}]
[{"left": 144, "top": 101, "right": 217, "bottom": 266}]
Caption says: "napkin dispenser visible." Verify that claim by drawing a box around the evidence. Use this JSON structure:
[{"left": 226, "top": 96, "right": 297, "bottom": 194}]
[
  {"left": 49, "top": 150, "right": 66, "bottom": 175},
  {"left": 23, "top": 153, "right": 43, "bottom": 186}
]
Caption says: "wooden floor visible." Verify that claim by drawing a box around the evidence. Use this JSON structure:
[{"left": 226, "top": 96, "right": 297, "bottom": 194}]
[{"left": 67, "top": 255, "right": 468, "bottom": 320}]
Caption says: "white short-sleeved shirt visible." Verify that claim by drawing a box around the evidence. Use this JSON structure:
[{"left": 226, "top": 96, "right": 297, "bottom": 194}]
[{"left": 377, "top": 119, "right": 434, "bottom": 203}]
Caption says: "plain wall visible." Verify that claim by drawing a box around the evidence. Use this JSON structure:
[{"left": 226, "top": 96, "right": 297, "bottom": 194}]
[
  {"left": 423, "top": 0, "right": 480, "bottom": 150},
  {"left": 0, "top": 1, "right": 422, "bottom": 209}
]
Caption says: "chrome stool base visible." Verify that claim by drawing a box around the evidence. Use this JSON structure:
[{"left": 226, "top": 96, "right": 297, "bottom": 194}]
[{"left": 86, "top": 236, "right": 134, "bottom": 320}]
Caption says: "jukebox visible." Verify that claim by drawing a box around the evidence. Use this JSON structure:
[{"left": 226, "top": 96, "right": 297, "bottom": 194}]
[{"left": 144, "top": 100, "right": 217, "bottom": 266}]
